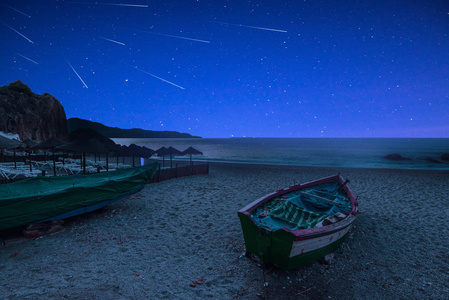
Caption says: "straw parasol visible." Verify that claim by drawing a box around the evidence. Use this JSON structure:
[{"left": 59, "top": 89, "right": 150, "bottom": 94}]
[
  {"left": 163, "top": 146, "right": 182, "bottom": 168},
  {"left": 32, "top": 137, "right": 66, "bottom": 176},
  {"left": 0, "top": 135, "right": 24, "bottom": 168},
  {"left": 22, "top": 139, "right": 38, "bottom": 147},
  {"left": 128, "top": 144, "right": 154, "bottom": 158},
  {"left": 154, "top": 147, "right": 168, "bottom": 167},
  {"left": 22, "top": 139, "right": 38, "bottom": 171},
  {"left": 69, "top": 128, "right": 121, "bottom": 165},
  {"left": 182, "top": 146, "right": 203, "bottom": 166},
  {"left": 57, "top": 138, "right": 112, "bottom": 173},
  {"left": 0, "top": 135, "right": 23, "bottom": 149},
  {"left": 119, "top": 144, "right": 154, "bottom": 167}
]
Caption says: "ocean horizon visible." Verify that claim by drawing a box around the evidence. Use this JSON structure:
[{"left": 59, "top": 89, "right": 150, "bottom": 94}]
[{"left": 112, "top": 137, "right": 449, "bottom": 170}]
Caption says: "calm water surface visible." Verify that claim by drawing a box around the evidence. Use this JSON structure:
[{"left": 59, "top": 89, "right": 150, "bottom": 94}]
[{"left": 112, "top": 138, "right": 449, "bottom": 170}]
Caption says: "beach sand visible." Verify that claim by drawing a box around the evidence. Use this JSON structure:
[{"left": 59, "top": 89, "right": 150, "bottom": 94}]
[{"left": 1, "top": 163, "right": 448, "bottom": 299}]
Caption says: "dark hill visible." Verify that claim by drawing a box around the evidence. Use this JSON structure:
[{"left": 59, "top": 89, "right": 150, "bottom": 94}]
[{"left": 67, "top": 118, "right": 200, "bottom": 139}]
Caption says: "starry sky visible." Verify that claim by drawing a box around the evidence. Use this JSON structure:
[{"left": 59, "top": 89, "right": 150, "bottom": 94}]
[{"left": 1, "top": 0, "right": 448, "bottom": 138}]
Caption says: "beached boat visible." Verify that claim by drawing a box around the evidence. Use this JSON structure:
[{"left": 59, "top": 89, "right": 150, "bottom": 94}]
[
  {"left": 0, "top": 163, "right": 158, "bottom": 232},
  {"left": 238, "top": 174, "right": 358, "bottom": 270}
]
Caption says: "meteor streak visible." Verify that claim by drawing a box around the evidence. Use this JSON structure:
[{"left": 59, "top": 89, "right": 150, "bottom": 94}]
[
  {"left": 66, "top": 60, "right": 88, "bottom": 88},
  {"left": 102, "top": 3, "right": 148, "bottom": 7},
  {"left": 100, "top": 36, "right": 125, "bottom": 45},
  {"left": 147, "top": 31, "right": 210, "bottom": 44},
  {"left": 125, "top": 63, "right": 185, "bottom": 90},
  {"left": 68, "top": 2, "right": 148, "bottom": 7},
  {"left": 15, "top": 52, "right": 38, "bottom": 64},
  {"left": 2, "top": 4, "right": 31, "bottom": 18},
  {"left": 217, "top": 22, "right": 287, "bottom": 33},
  {"left": 1, "top": 21, "right": 34, "bottom": 43}
]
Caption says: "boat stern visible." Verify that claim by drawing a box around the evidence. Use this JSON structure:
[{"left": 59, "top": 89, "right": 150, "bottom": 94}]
[
  {"left": 238, "top": 211, "right": 297, "bottom": 269},
  {"left": 239, "top": 210, "right": 354, "bottom": 269}
]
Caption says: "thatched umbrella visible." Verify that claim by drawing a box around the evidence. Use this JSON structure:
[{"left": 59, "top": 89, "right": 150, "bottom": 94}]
[
  {"left": 118, "top": 144, "right": 154, "bottom": 167},
  {"left": 32, "top": 137, "right": 66, "bottom": 176},
  {"left": 69, "top": 128, "right": 121, "bottom": 166},
  {"left": 154, "top": 147, "right": 168, "bottom": 167},
  {"left": 182, "top": 147, "right": 203, "bottom": 166},
  {"left": 22, "top": 139, "right": 38, "bottom": 147},
  {"left": 164, "top": 146, "right": 182, "bottom": 168},
  {"left": 0, "top": 135, "right": 24, "bottom": 167},
  {"left": 116, "top": 145, "right": 129, "bottom": 165},
  {"left": 139, "top": 145, "right": 154, "bottom": 166},
  {"left": 0, "top": 135, "right": 23, "bottom": 149},
  {"left": 22, "top": 139, "right": 38, "bottom": 171},
  {"left": 57, "top": 139, "right": 111, "bottom": 174},
  {"left": 118, "top": 145, "right": 137, "bottom": 167},
  {"left": 141, "top": 146, "right": 154, "bottom": 158}
]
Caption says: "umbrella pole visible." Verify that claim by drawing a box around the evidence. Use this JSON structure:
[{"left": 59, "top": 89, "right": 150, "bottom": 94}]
[
  {"left": 116, "top": 155, "right": 119, "bottom": 166},
  {"left": 106, "top": 153, "right": 109, "bottom": 171},
  {"left": 29, "top": 151, "right": 32, "bottom": 172},
  {"left": 83, "top": 152, "right": 86, "bottom": 174},
  {"left": 170, "top": 154, "right": 173, "bottom": 169},
  {"left": 132, "top": 156, "right": 135, "bottom": 167},
  {"left": 14, "top": 149, "right": 16, "bottom": 169},
  {"left": 53, "top": 151, "right": 56, "bottom": 176}
]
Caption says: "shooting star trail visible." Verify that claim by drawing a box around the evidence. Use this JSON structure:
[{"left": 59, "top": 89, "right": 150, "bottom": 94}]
[
  {"left": 15, "top": 52, "right": 38, "bottom": 64},
  {"left": 100, "top": 36, "right": 125, "bottom": 45},
  {"left": 103, "top": 3, "right": 148, "bottom": 7},
  {"left": 217, "top": 22, "right": 287, "bottom": 33},
  {"left": 147, "top": 31, "right": 210, "bottom": 44},
  {"left": 2, "top": 3, "right": 31, "bottom": 18},
  {"left": 1, "top": 21, "right": 34, "bottom": 43},
  {"left": 68, "top": 2, "right": 148, "bottom": 7},
  {"left": 125, "top": 63, "right": 185, "bottom": 90},
  {"left": 66, "top": 60, "right": 88, "bottom": 88}
]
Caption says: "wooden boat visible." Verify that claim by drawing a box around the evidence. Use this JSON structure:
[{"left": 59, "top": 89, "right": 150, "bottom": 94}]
[
  {"left": 0, "top": 163, "right": 158, "bottom": 232},
  {"left": 238, "top": 174, "right": 358, "bottom": 270}
]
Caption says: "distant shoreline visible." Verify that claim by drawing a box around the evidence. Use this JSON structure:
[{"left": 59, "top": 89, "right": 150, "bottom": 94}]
[
  {"left": 118, "top": 137, "right": 449, "bottom": 171},
  {"left": 206, "top": 160, "right": 449, "bottom": 173},
  {"left": 143, "top": 158, "right": 449, "bottom": 173}
]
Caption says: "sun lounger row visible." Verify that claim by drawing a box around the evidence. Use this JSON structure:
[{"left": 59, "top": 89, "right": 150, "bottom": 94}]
[{"left": 0, "top": 166, "right": 41, "bottom": 180}]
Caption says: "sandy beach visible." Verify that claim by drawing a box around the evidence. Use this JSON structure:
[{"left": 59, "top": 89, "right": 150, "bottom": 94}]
[{"left": 1, "top": 162, "right": 448, "bottom": 299}]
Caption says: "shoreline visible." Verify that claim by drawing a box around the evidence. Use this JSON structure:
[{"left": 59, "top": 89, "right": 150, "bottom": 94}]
[
  {"left": 119, "top": 137, "right": 449, "bottom": 172},
  {"left": 206, "top": 160, "right": 449, "bottom": 173},
  {"left": 1, "top": 163, "right": 448, "bottom": 299},
  {"left": 149, "top": 157, "right": 449, "bottom": 172}
]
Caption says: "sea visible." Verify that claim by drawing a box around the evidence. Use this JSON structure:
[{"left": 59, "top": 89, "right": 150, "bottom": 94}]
[{"left": 112, "top": 138, "right": 449, "bottom": 170}]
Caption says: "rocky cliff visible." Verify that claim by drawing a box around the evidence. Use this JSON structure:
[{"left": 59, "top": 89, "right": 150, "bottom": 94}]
[{"left": 0, "top": 81, "right": 68, "bottom": 142}]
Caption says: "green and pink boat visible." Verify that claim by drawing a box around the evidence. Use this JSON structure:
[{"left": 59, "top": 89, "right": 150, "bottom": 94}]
[
  {"left": 0, "top": 163, "right": 158, "bottom": 232},
  {"left": 238, "top": 174, "right": 358, "bottom": 270}
]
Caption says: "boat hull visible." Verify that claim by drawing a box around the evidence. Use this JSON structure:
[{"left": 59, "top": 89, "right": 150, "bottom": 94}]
[
  {"left": 0, "top": 163, "right": 158, "bottom": 232},
  {"left": 238, "top": 174, "right": 358, "bottom": 270}
]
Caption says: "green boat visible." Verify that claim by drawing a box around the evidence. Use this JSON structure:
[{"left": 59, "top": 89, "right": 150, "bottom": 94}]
[
  {"left": 0, "top": 163, "right": 158, "bottom": 232},
  {"left": 238, "top": 174, "right": 358, "bottom": 270}
]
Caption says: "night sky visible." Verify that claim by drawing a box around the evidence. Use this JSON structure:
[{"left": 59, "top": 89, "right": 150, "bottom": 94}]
[{"left": 1, "top": 0, "right": 448, "bottom": 138}]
